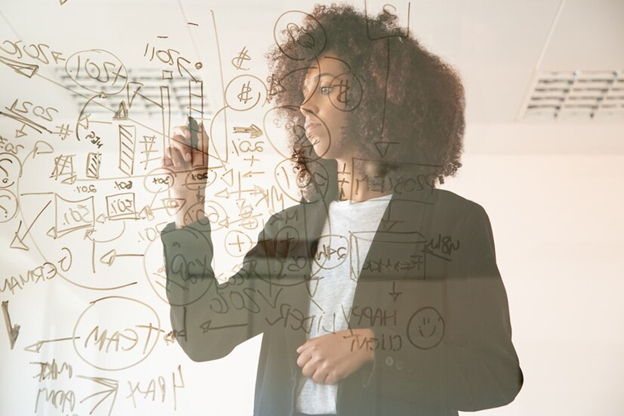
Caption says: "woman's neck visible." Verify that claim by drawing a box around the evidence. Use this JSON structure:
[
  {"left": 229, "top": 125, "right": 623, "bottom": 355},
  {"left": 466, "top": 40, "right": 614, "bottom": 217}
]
[{"left": 335, "top": 158, "right": 393, "bottom": 202}]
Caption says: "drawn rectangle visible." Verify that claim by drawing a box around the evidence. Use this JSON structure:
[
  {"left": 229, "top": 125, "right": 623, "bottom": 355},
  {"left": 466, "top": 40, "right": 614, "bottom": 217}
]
[
  {"left": 54, "top": 194, "right": 95, "bottom": 238},
  {"left": 106, "top": 192, "right": 137, "bottom": 221},
  {"left": 85, "top": 152, "right": 101, "bottom": 179},
  {"left": 118, "top": 125, "right": 136, "bottom": 176}
]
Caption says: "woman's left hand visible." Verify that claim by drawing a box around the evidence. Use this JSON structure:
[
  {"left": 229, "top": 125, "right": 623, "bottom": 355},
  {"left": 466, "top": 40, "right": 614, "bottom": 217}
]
[{"left": 296, "top": 328, "right": 375, "bottom": 385}]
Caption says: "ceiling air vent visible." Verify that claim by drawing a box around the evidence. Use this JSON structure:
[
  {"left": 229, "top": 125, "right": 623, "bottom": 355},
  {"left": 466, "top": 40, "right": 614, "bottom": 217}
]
[
  {"left": 523, "top": 70, "right": 624, "bottom": 121},
  {"left": 55, "top": 67, "right": 209, "bottom": 120}
]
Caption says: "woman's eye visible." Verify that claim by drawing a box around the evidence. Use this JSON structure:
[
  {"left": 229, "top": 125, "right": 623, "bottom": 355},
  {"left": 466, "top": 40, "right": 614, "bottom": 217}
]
[{"left": 319, "top": 86, "right": 333, "bottom": 95}]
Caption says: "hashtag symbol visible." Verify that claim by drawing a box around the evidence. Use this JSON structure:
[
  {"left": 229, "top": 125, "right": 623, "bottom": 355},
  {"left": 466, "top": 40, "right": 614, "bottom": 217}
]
[
  {"left": 337, "top": 79, "right": 350, "bottom": 105},
  {"left": 54, "top": 124, "right": 73, "bottom": 140},
  {"left": 237, "top": 81, "right": 253, "bottom": 104},
  {"left": 231, "top": 46, "right": 251, "bottom": 70}
]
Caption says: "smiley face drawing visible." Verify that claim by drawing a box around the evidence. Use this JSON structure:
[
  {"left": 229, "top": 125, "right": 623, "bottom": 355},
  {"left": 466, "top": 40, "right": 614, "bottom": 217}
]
[{"left": 407, "top": 307, "right": 445, "bottom": 350}]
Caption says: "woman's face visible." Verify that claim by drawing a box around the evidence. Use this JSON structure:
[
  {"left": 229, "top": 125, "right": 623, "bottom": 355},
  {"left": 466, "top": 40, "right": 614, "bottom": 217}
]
[{"left": 300, "top": 55, "right": 354, "bottom": 161}]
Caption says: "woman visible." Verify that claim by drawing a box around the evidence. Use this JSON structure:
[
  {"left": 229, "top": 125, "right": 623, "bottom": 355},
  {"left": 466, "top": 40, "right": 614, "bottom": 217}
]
[{"left": 161, "top": 4, "right": 522, "bottom": 416}]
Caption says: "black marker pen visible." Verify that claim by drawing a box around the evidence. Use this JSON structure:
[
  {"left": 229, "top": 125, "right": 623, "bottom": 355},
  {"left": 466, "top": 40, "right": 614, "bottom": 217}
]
[{"left": 187, "top": 116, "right": 199, "bottom": 150}]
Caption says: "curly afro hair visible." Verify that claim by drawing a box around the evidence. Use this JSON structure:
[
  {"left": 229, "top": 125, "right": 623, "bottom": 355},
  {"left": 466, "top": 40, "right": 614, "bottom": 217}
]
[{"left": 265, "top": 3, "right": 465, "bottom": 201}]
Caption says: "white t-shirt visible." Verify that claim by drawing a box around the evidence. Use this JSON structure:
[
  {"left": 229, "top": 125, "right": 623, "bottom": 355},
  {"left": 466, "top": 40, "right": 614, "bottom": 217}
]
[{"left": 296, "top": 194, "right": 393, "bottom": 414}]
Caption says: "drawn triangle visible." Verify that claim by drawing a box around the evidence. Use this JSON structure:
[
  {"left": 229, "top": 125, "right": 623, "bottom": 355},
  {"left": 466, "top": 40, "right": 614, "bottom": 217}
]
[
  {"left": 24, "top": 341, "right": 42, "bottom": 353},
  {"left": 113, "top": 100, "right": 128, "bottom": 120},
  {"left": 0, "top": 56, "right": 39, "bottom": 78},
  {"left": 15, "top": 126, "right": 27, "bottom": 138},
  {"left": 220, "top": 168, "right": 234, "bottom": 187},
  {"left": 126, "top": 82, "right": 144, "bottom": 109},
  {"left": 10, "top": 233, "right": 29, "bottom": 251}
]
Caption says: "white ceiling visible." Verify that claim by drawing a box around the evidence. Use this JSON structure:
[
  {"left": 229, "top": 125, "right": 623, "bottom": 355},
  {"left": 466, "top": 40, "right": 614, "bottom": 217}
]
[{"left": 0, "top": 0, "right": 622, "bottom": 150}]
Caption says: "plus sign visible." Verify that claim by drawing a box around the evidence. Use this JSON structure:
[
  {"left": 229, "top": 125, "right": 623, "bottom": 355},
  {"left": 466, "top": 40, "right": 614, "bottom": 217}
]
[
  {"left": 228, "top": 234, "right": 245, "bottom": 253},
  {"left": 412, "top": 255, "right": 424, "bottom": 270}
]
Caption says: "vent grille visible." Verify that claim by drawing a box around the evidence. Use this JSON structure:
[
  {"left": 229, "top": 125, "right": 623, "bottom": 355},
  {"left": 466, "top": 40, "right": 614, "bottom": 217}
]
[
  {"left": 523, "top": 70, "right": 624, "bottom": 120},
  {"left": 55, "top": 67, "right": 209, "bottom": 120}
]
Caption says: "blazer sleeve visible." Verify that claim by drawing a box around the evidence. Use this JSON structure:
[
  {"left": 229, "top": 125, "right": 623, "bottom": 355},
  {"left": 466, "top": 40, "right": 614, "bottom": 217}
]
[
  {"left": 161, "top": 216, "right": 287, "bottom": 362},
  {"left": 362, "top": 203, "right": 523, "bottom": 411}
]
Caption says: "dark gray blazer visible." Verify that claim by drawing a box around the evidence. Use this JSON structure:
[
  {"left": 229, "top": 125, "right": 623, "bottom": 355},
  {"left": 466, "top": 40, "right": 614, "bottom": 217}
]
[{"left": 161, "top": 187, "right": 523, "bottom": 416}]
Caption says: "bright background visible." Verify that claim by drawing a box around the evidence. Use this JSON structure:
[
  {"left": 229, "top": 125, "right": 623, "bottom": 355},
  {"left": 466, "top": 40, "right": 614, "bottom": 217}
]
[{"left": 0, "top": 1, "right": 623, "bottom": 415}]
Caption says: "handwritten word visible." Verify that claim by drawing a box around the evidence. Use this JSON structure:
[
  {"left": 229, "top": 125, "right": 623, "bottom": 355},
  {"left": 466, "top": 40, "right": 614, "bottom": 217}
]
[
  {"left": 31, "top": 359, "right": 73, "bottom": 382},
  {"left": 348, "top": 333, "right": 402, "bottom": 352},
  {"left": 83, "top": 322, "right": 161, "bottom": 354},
  {"left": 425, "top": 234, "right": 460, "bottom": 256},
  {"left": 351, "top": 307, "right": 397, "bottom": 327},
  {"left": 363, "top": 255, "right": 424, "bottom": 273},
  {"left": 0, "top": 39, "right": 65, "bottom": 65},
  {"left": 35, "top": 388, "right": 75, "bottom": 413},
  {"left": 144, "top": 43, "right": 196, "bottom": 80},
  {"left": 126, "top": 365, "right": 185, "bottom": 410},
  {"left": 75, "top": 185, "right": 96, "bottom": 193},
  {"left": 0, "top": 247, "right": 72, "bottom": 295},
  {"left": 0, "top": 135, "right": 23, "bottom": 154},
  {"left": 8, "top": 98, "right": 58, "bottom": 122}
]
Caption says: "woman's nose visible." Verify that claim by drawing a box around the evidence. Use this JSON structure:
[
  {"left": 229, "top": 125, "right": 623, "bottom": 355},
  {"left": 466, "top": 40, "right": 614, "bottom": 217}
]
[{"left": 300, "top": 92, "right": 318, "bottom": 117}]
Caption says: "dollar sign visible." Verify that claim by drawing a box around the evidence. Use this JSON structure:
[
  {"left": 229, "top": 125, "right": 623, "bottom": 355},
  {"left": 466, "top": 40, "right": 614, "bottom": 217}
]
[
  {"left": 231, "top": 46, "right": 251, "bottom": 70},
  {"left": 337, "top": 79, "right": 350, "bottom": 105},
  {"left": 237, "top": 81, "right": 252, "bottom": 104}
]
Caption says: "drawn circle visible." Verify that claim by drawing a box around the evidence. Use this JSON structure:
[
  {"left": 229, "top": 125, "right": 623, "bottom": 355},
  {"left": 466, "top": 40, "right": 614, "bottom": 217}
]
[
  {"left": 328, "top": 72, "right": 363, "bottom": 112},
  {"left": 184, "top": 167, "right": 217, "bottom": 190},
  {"left": 65, "top": 49, "right": 128, "bottom": 95},
  {"left": 143, "top": 236, "right": 214, "bottom": 305},
  {"left": 224, "top": 75, "right": 267, "bottom": 111},
  {"left": 274, "top": 157, "right": 330, "bottom": 202},
  {"left": 263, "top": 106, "right": 330, "bottom": 161},
  {"left": 144, "top": 167, "right": 175, "bottom": 193},
  {"left": 0, "top": 189, "right": 18, "bottom": 222},
  {"left": 312, "top": 234, "right": 349, "bottom": 270},
  {"left": 73, "top": 296, "right": 160, "bottom": 371},
  {"left": 182, "top": 200, "right": 228, "bottom": 232},
  {"left": 274, "top": 225, "right": 300, "bottom": 256},
  {"left": 0, "top": 153, "right": 22, "bottom": 188},
  {"left": 406, "top": 307, "right": 445, "bottom": 350},
  {"left": 195, "top": 62, "right": 203, "bottom": 70},
  {"left": 224, "top": 230, "right": 254, "bottom": 257},
  {"left": 273, "top": 11, "right": 327, "bottom": 61}
]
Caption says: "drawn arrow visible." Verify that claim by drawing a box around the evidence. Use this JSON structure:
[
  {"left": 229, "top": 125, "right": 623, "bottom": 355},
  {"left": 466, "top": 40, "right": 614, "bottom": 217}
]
[
  {"left": 215, "top": 187, "right": 230, "bottom": 199},
  {"left": 24, "top": 336, "right": 78, "bottom": 353},
  {"left": 78, "top": 375, "right": 119, "bottom": 416},
  {"left": 233, "top": 124, "right": 263, "bottom": 139},
  {"left": 389, "top": 281, "right": 402, "bottom": 302},
  {"left": 99, "top": 249, "right": 143, "bottom": 267},
  {"left": 10, "top": 200, "right": 52, "bottom": 250},
  {"left": 2, "top": 301, "right": 20, "bottom": 349},
  {"left": 242, "top": 171, "right": 265, "bottom": 178},
  {"left": 31, "top": 141, "right": 54, "bottom": 158}
]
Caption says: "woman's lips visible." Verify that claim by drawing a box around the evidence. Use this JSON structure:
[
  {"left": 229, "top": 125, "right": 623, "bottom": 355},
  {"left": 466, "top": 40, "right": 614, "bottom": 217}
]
[{"left": 305, "top": 122, "right": 321, "bottom": 134}]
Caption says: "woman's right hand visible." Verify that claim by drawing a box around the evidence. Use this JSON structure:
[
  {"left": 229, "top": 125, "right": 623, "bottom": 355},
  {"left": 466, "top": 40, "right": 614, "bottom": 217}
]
[{"left": 162, "top": 122, "right": 209, "bottom": 228}]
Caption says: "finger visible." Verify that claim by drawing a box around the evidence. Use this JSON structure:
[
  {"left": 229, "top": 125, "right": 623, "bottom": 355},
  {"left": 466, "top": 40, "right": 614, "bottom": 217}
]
[
  {"left": 170, "top": 134, "right": 193, "bottom": 163},
  {"left": 296, "top": 348, "right": 312, "bottom": 368},
  {"left": 297, "top": 341, "right": 310, "bottom": 354},
  {"left": 172, "top": 125, "right": 191, "bottom": 139},
  {"left": 167, "top": 146, "right": 185, "bottom": 168},
  {"left": 311, "top": 364, "right": 328, "bottom": 384},
  {"left": 164, "top": 147, "right": 173, "bottom": 166},
  {"left": 324, "top": 372, "right": 339, "bottom": 385},
  {"left": 301, "top": 359, "right": 318, "bottom": 378},
  {"left": 162, "top": 152, "right": 172, "bottom": 167}
]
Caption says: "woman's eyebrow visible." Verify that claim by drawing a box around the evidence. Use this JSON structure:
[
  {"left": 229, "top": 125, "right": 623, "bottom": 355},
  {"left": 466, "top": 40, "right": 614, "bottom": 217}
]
[{"left": 303, "top": 72, "right": 335, "bottom": 94}]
